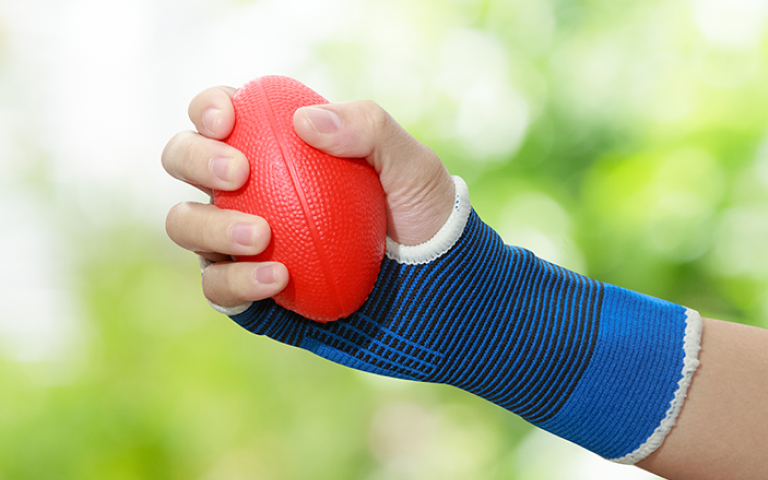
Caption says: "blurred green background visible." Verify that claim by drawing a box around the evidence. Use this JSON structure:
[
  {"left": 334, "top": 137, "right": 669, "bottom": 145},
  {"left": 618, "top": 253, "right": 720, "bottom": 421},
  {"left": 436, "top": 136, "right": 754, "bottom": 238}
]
[{"left": 1, "top": 0, "right": 767, "bottom": 478}]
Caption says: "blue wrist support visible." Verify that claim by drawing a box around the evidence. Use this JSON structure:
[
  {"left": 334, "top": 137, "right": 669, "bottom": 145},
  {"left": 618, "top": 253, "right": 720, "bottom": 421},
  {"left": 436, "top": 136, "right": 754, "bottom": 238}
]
[{"left": 226, "top": 176, "right": 702, "bottom": 464}]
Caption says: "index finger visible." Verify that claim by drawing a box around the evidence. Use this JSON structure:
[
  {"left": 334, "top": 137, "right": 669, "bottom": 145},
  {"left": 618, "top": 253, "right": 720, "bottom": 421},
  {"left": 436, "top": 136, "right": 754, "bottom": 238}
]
[{"left": 188, "top": 86, "right": 238, "bottom": 139}]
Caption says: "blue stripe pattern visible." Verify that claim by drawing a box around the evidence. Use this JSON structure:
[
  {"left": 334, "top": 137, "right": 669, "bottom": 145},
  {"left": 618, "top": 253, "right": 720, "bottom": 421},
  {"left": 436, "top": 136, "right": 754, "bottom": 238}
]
[{"left": 231, "top": 208, "right": 689, "bottom": 459}]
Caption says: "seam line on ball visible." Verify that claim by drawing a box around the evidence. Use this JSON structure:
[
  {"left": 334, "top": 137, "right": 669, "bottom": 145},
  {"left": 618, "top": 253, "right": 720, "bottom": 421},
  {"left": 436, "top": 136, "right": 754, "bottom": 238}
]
[{"left": 255, "top": 80, "right": 344, "bottom": 313}]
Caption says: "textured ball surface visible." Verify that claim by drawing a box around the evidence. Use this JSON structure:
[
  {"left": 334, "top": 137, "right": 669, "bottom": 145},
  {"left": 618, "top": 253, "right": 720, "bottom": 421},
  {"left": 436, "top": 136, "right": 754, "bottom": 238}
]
[{"left": 213, "top": 76, "right": 387, "bottom": 322}]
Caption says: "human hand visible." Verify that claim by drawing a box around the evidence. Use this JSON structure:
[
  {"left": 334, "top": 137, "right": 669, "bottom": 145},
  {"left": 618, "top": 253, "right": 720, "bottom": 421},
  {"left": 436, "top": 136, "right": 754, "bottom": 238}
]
[
  {"left": 162, "top": 83, "right": 704, "bottom": 468},
  {"left": 162, "top": 86, "right": 455, "bottom": 311}
]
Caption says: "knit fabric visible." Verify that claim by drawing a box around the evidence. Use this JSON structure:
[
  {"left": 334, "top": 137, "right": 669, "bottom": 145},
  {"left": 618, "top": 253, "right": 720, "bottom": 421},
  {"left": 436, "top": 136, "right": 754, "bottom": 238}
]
[{"left": 226, "top": 176, "right": 702, "bottom": 463}]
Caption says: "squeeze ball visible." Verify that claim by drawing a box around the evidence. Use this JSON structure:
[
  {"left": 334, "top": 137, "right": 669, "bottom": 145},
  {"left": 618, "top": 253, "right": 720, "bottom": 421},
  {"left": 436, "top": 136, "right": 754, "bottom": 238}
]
[{"left": 213, "top": 76, "right": 387, "bottom": 322}]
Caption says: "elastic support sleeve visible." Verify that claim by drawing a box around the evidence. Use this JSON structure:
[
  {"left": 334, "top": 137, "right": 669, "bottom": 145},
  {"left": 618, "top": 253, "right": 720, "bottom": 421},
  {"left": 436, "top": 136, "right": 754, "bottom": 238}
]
[{"left": 227, "top": 175, "right": 702, "bottom": 463}]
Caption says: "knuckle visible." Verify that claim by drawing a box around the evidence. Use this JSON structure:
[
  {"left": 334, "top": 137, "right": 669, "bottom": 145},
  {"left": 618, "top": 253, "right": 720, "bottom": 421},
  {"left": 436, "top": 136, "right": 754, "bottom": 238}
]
[
  {"left": 361, "top": 100, "right": 388, "bottom": 127},
  {"left": 164, "top": 132, "right": 229, "bottom": 196},
  {"left": 165, "top": 202, "right": 190, "bottom": 234},
  {"left": 161, "top": 131, "right": 190, "bottom": 175},
  {"left": 168, "top": 201, "right": 194, "bottom": 220},
  {"left": 202, "top": 263, "right": 245, "bottom": 306},
  {"left": 165, "top": 202, "right": 204, "bottom": 248},
  {"left": 201, "top": 267, "right": 221, "bottom": 304},
  {"left": 360, "top": 100, "right": 388, "bottom": 125},
  {"left": 361, "top": 100, "right": 396, "bottom": 143}
]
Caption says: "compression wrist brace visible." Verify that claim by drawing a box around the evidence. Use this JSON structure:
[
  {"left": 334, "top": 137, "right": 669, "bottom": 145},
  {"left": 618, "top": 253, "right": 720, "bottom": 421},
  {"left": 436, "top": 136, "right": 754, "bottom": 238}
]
[{"left": 225, "top": 176, "right": 702, "bottom": 464}]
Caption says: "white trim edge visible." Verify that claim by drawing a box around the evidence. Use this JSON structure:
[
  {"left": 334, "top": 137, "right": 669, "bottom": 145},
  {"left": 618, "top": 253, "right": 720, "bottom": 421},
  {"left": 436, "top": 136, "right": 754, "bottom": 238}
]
[
  {"left": 610, "top": 308, "right": 704, "bottom": 464},
  {"left": 198, "top": 255, "right": 252, "bottom": 316},
  {"left": 386, "top": 176, "right": 471, "bottom": 265}
]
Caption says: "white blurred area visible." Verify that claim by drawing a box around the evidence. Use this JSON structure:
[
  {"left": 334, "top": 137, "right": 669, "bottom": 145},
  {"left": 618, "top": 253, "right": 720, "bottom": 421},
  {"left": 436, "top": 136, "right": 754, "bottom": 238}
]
[
  {"left": 0, "top": 0, "right": 355, "bottom": 226},
  {"left": 497, "top": 191, "right": 587, "bottom": 273},
  {"left": 0, "top": 188, "right": 86, "bottom": 376},
  {"left": 692, "top": 0, "right": 768, "bottom": 48}
]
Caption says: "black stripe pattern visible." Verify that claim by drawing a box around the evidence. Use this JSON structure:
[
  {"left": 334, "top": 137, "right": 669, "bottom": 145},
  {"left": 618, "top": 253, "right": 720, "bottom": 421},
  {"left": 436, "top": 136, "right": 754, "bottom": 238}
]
[{"left": 233, "top": 209, "right": 603, "bottom": 424}]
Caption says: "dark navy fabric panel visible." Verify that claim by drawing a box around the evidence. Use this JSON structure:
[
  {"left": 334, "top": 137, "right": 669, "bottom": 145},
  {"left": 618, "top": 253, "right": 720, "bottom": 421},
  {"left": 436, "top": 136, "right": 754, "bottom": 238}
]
[
  {"left": 232, "top": 209, "right": 601, "bottom": 422},
  {"left": 229, "top": 208, "right": 690, "bottom": 460}
]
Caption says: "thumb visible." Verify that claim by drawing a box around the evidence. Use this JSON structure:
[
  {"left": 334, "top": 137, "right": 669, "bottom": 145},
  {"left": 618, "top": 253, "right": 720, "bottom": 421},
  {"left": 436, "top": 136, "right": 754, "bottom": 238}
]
[{"left": 293, "top": 101, "right": 455, "bottom": 246}]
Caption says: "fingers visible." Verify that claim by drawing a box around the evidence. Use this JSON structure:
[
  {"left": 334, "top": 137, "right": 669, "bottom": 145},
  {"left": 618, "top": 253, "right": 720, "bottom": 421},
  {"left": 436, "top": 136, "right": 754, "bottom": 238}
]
[
  {"left": 166, "top": 202, "right": 270, "bottom": 257},
  {"left": 162, "top": 131, "right": 249, "bottom": 194},
  {"left": 165, "top": 85, "right": 291, "bottom": 309},
  {"left": 167, "top": 201, "right": 290, "bottom": 306},
  {"left": 162, "top": 86, "right": 247, "bottom": 194},
  {"left": 188, "top": 86, "right": 238, "bottom": 139},
  {"left": 293, "top": 101, "right": 456, "bottom": 245},
  {"left": 202, "top": 261, "right": 289, "bottom": 308}
]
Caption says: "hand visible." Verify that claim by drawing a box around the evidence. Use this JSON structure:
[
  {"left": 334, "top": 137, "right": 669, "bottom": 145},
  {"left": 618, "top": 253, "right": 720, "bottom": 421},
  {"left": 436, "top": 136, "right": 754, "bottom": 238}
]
[{"left": 162, "top": 86, "right": 455, "bottom": 309}]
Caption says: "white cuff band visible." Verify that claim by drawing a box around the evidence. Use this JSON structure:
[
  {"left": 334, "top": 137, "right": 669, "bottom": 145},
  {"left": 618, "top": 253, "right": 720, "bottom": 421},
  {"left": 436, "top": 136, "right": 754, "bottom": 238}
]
[
  {"left": 610, "top": 307, "right": 703, "bottom": 464},
  {"left": 385, "top": 176, "right": 472, "bottom": 265}
]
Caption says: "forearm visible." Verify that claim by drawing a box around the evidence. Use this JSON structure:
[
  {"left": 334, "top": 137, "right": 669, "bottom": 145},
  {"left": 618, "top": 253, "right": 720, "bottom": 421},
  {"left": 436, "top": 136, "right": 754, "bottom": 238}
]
[
  {"left": 637, "top": 317, "right": 768, "bottom": 479},
  {"left": 231, "top": 178, "right": 703, "bottom": 463}
]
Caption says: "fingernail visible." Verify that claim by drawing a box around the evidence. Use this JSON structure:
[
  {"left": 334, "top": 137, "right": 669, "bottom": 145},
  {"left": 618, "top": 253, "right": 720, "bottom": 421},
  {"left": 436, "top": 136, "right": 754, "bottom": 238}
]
[
  {"left": 211, "top": 157, "right": 232, "bottom": 182},
  {"left": 231, "top": 223, "right": 256, "bottom": 246},
  {"left": 303, "top": 107, "right": 341, "bottom": 134},
  {"left": 254, "top": 265, "right": 276, "bottom": 284},
  {"left": 203, "top": 108, "right": 221, "bottom": 135}
]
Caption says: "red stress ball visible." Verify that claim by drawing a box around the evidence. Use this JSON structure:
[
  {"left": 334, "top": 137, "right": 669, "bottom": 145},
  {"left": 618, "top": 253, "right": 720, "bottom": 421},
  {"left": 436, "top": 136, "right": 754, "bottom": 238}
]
[{"left": 213, "top": 76, "right": 387, "bottom": 322}]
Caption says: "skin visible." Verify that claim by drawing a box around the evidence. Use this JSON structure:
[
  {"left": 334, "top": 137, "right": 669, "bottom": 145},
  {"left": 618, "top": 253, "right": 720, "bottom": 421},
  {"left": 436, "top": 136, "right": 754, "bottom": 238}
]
[
  {"left": 636, "top": 317, "right": 768, "bottom": 479},
  {"left": 163, "top": 87, "right": 768, "bottom": 479}
]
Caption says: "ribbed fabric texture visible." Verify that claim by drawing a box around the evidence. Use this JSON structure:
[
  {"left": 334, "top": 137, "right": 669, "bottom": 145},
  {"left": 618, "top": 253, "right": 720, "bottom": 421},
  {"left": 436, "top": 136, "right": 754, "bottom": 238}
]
[{"left": 231, "top": 208, "right": 698, "bottom": 462}]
